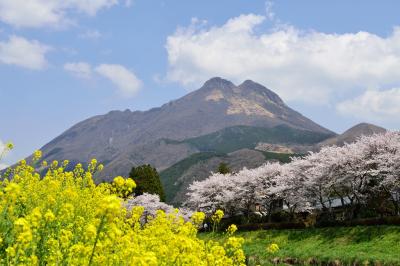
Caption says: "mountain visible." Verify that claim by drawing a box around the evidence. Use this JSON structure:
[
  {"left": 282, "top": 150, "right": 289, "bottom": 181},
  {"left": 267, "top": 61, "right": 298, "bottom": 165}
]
[
  {"left": 317, "top": 123, "right": 387, "bottom": 147},
  {"left": 37, "top": 77, "right": 334, "bottom": 182}
]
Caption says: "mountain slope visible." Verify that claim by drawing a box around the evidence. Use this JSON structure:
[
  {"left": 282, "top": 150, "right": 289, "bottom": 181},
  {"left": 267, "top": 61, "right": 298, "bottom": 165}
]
[
  {"left": 161, "top": 123, "right": 386, "bottom": 204},
  {"left": 318, "top": 123, "right": 386, "bottom": 147},
  {"left": 182, "top": 124, "right": 331, "bottom": 153},
  {"left": 37, "top": 77, "right": 335, "bottom": 183}
]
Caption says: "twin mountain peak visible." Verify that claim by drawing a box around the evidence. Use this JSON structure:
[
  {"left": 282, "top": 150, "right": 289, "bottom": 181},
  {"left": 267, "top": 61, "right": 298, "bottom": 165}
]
[{"left": 38, "top": 77, "right": 384, "bottom": 202}]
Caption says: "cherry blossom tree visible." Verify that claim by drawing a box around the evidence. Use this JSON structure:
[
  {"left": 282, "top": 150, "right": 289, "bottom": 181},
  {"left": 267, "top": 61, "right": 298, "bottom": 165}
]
[
  {"left": 185, "top": 173, "right": 236, "bottom": 214},
  {"left": 185, "top": 162, "right": 285, "bottom": 218},
  {"left": 270, "top": 163, "right": 312, "bottom": 217},
  {"left": 126, "top": 193, "right": 192, "bottom": 223},
  {"left": 350, "top": 132, "right": 400, "bottom": 216},
  {"left": 231, "top": 163, "right": 282, "bottom": 220},
  {"left": 185, "top": 131, "right": 400, "bottom": 220}
]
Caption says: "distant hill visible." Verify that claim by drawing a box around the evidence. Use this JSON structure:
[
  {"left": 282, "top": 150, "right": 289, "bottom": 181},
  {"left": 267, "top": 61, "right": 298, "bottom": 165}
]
[{"left": 317, "top": 123, "right": 386, "bottom": 147}]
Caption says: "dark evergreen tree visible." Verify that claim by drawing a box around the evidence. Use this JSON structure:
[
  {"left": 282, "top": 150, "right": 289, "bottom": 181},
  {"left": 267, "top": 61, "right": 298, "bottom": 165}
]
[
  {"left": 217, "top": 162, "right": 230, "bottom": 174},
  {"left": 129, "top": 164, "right": 166, "bottom": 201}
]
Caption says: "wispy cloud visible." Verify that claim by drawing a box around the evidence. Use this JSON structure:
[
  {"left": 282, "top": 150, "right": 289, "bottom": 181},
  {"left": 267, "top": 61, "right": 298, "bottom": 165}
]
[
  {"left": 64, "top": 62, "right": 93, "bottom": 79},
  {"left": 0, "top": 35, "right": 50, "bottom": 70},
  {"left": 265, "top": 1, "right": 275, "bottom": 21},
  {"left": 337, "top": 88, "right": 400, "bottom": 122},
  {"left": 125, "top": 0, "right": 134, "bottom": 7},
  {"left": 65, "top": 61, "right": 143, "bottom": 97},
  {"left": 79, "top": 29, "right": 102, "bottom": 40},
  {"left": 95, "top": 64, "right": 142, "bottom": 97},
  {"left": 0, "top": 0, "right": 119, "bottom": 28}
]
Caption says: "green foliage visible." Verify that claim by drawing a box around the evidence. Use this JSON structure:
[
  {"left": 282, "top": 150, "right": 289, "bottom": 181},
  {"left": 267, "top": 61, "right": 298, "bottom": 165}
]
[
  {"left": 129, "top": 164, "right": 166, "bottom": 202},
  {"left": 183, "top": 125, "right": 333, "bottom": 153},
  {"left": 160, "top": 152, "right": 226, "bottom": 203},
  {"left": 202, "top": 226, "right": 400, "bottom": 265},
  {"left": 217, "top": 162, "right": 230, "bottom": 174}
]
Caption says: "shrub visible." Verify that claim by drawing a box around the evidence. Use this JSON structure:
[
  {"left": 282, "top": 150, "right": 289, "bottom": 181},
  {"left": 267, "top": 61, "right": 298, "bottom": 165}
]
[{"left": 129, "top": 164, "right": 165, "bottom": 201}]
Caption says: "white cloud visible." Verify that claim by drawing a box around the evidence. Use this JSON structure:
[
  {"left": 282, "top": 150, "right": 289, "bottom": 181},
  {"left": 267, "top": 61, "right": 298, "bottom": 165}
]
[
  {"left": 79, "top": 29, "right": 102, "bottom": 40},
  {"left": 265, "top": 1, "right": 275, "bottom": 21},
  {"left": 95, "top": 64, "right": 142, "bottom": 97},
  {"left": 166, "top": 14, "right": 400, "bottom": 104},
  {"left": 64, "top": 61, "right": 92, "bottom": 79},
  {"left": 64, "top": 62, "right": 143, "bottom": 97},
  {"left": 0, "top": 35, "right": 50, "bottom": 70},
  {"left": 337, "top": 88, "right": 400, "bottom": 121},
  {"left": 0, "top": 0, "right": 118, "bottom": 28},
  {"left": 125, "top": 0, "right": 134, "bottom": 7}
]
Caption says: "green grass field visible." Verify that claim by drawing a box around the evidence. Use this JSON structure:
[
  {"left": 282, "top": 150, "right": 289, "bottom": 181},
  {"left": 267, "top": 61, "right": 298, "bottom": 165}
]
[{"left": 201, "top": 226, "right": 400, "bottom": 265}]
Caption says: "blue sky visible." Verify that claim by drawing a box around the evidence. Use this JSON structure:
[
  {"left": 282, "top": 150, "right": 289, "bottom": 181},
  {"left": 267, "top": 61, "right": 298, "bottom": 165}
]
[{"left": 1, "top": 0, "right": 400, "bottom": 166}]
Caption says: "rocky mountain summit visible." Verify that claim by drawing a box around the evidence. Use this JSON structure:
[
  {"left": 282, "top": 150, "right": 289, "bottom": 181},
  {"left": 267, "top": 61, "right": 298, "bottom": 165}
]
[{"left": 38, "top": 77, "right": 334, "bottom": 180}]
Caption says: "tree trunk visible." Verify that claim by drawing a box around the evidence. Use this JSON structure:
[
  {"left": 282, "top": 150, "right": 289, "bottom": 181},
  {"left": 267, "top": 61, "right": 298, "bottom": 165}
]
[{"left": 267, "top": 203, "right": 273, "bottom": 223}]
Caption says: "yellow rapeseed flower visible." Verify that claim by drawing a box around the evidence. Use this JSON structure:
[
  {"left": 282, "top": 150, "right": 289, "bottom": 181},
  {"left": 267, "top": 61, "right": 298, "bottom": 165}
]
[
  {"left": 84, "top": 224, "right": 97, "bottom": 240},
  {"left": 0, "top": 156, "right": 245, "bottom": 265},
  {"left": 113, "top": 176, "right": 125, "bottom": 187},
  {"left": 44, "top": 210, "right": 55, "bottom": 222},
  {"left": 33, "top": 150, "right": 42, "bottom": 161},
  {"left": 4, "top": 183, "right": 21, "bottom": 195},
  {"left": 212, "top": 209, "right": 224, "bottom": 223},
  {"left": 51, "top": 160, "right": 58, "bottom": 168},
  {"left": 6, "top": 142, "right": 14, "bottom": 150},
  {"left": 267, "top": 243, "right": 280, "bottom": 253},
  {"left": 191, "top": 212, "right": 206, "bottom": 226},
  {"left": 226, "top": 224, "right": 238, "bottom": 235}
]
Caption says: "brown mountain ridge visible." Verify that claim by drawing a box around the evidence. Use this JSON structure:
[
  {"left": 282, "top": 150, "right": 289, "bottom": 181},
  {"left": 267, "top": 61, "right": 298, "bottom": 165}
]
[{"left": 38, "top": 77, "right": 334, "bottom": 180}]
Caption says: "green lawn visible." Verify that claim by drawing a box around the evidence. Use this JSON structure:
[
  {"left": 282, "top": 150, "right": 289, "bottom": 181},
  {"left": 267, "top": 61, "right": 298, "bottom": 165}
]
[{"left": 201, "top": 226, "right": 400, "bottom": 265}]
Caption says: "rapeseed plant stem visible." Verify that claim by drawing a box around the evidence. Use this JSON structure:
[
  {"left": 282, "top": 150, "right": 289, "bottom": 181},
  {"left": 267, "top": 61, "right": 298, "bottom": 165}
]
[{"left": 88, "top": 215, "right": 106, "bottom": 266}]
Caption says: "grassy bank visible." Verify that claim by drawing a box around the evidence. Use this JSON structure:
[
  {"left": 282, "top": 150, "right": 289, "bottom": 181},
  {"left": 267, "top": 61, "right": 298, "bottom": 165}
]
[{"left": 201, "top": 226, "right": 400, "bottom": 265}]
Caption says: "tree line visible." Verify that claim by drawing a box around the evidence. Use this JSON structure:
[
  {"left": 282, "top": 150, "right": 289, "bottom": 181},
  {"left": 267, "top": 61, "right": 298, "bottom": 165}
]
[{"left": 185, "top": 132, "right": 400, "bottom": 224}]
